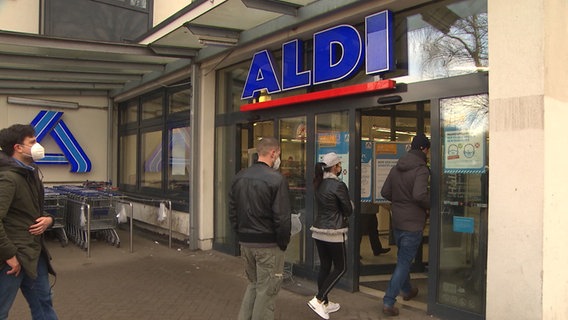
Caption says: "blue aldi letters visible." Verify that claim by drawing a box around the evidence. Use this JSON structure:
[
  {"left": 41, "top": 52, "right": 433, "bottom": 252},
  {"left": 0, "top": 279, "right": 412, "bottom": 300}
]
[{"left": 241, "top": 10, "right": 394, "bottom": 100}]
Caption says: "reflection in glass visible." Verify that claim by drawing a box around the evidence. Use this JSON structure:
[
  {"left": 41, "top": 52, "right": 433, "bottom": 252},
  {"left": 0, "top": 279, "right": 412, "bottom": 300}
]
[
  {"left": 120, "top": 134, "right": 137, "bottom": 186},
  {"left": 130, "top": 0, "right": 146, "bottom": 8},
  {"left": 168, "top": 127, "right": 190, "bottom": 197},
  {"left": 394, "top": 0, "right": 488, "bottom": 83},
  {"left": 142, "top": 94, "right": 163, "bottom": 120},
  {"left": 279, "top": 117, "right": 307, "bottom": 264},
  {"left": 120, "top": 100, "right": 138, "bottom": 125},
  {"left": 438, "top": 94, "right": 488, "bottom": 314},
  {"left": 169, "top": 88, "right": 191, "bottom": 114},
  {"left": 141, "top": 130, "right": 163, "bottom": 188},
  {"left": 361, "top": 102, "right": 430, "bottom": 143},
  {"left": 253, "top": 121, "right": 274, "bottom": 146}
]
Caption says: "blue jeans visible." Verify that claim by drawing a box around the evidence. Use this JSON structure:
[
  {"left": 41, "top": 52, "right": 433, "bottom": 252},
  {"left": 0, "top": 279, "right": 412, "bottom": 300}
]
[
  {"left": 383, "top": 229, "right": 423, "bottom": 307},
  {"left": 238, "top": 245, "right": 285, "bottom": 320},
  {"left": 0, "top": 254, "right": 58, "bottom": 320}
]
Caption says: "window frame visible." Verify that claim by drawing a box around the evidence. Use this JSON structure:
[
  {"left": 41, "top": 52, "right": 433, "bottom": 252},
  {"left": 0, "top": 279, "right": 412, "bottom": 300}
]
[{"left": 118, "top": 81, "right": 191, "bottom": 211}]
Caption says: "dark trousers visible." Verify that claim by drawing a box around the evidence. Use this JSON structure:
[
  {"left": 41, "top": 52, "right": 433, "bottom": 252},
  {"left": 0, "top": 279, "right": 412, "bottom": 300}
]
[
  {"left": 359, "top": 214, "right": 385, "bottom": 255},
  {"left": 314, "top": 239, "right": 346, "bottom": 303}
]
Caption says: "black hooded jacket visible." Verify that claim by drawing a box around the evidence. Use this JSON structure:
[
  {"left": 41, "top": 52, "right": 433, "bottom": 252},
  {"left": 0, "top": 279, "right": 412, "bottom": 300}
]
[{"left": 381, "top": 149, "right": 430, "bottom": 232}]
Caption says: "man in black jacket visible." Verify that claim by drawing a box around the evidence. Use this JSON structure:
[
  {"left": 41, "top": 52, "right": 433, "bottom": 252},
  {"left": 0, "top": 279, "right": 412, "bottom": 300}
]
[
  {"left": 229, "top": 137, "right": 291, "bottom": 320},
  {"left": 380, "top": 133, "right": 431, "bottom": 317}
]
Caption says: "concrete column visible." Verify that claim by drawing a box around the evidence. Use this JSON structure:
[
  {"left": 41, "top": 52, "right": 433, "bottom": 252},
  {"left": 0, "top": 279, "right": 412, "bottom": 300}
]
[
  {"left": 488, "top": 0, "right": 568, "bottom": 319},
  {"left": 196, "top": 62, "right": 217, "bottom": 250}
]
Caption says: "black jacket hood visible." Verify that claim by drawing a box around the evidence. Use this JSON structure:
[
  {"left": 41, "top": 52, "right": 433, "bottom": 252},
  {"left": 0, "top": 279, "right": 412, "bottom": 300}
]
[{"left": 396, "top": 149, "right": 427, "bottom": 172}]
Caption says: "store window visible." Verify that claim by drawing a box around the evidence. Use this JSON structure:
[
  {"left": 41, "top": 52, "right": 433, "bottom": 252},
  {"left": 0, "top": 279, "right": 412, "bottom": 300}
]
[
  {"left": 392, "top": 0, "right": 488, "bottom": 83},
  {"left": 120, "top": 100, "right": 138, "bottom": 125},
  {"left": 141, "top": 130, "right": 162, "bottom": 188},
  {"left": 118, "top": 83, "right": 191, "bottom": 210},
  {"left": 45, "top": 0, "right": 152, "bottom": 42},
  {"left": 438, "top": 94, "right": 488, "bottom": 314},
  {"left": 119, "top": 134, "right": 137, "bottom": 186},
  {"left": 142, "top": 93, "right": 163, "bottom": 121},
  {"left": 169, "top": 89, "right": 191, "bottom": 114},
  {"left": 167, "top": 127, "right": 191, "bottom": 197}
]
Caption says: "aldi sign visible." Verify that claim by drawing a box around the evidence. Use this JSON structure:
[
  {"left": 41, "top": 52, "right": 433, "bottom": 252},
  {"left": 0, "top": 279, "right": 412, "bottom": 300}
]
[{"left": 241, "top": 10, "right": 394, "bottom": 100}]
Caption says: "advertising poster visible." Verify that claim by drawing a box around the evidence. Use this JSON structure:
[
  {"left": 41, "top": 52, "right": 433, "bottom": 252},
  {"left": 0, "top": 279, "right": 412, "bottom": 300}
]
[
  {"left": 361, "top": 141, "right": 374, "bottom": 202},
  {"left": 375, "top": 143, "right": 408, "bottom": 203},
  {"left": 317, "top": 132, "right": 350, "bottom": 188},
  {"left": 444, "top": 127, "right": 486, "bottom": 174}
]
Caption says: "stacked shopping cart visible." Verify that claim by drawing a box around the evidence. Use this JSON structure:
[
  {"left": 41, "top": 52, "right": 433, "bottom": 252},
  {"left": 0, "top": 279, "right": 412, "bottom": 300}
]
[
  {"left": 52, "top": 185, "right": 122, "bottom": 250},
  {"left": 44, "top": 187, "right": 69, "bottom": 247}
]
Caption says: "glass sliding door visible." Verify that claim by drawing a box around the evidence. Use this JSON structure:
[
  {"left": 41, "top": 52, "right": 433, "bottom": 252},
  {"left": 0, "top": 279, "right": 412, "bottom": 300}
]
[
  {"left": 279, "top": 117, "right": 307, "bottom": 264},
  {"left": 438, "top": 94, "right": 488, "bottom": 315},
  {"left": 214, "top": 121, "right": 274, "bottom": 254},
  {"left": 359, "top": 102, "right": 431, "bottom": 275},
  {"left": 313, "top": 111, "right": 349, "bottom": 268},
  {"left": 315, "top": 112, "right": 350, "bottom": 188},
  {"left": 214, "top": 125, "right": 238, "bottom": 253}
]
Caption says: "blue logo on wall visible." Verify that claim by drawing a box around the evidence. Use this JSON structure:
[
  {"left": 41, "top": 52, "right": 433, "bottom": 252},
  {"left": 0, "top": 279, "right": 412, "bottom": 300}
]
[{"left": 31, "top": 110, "right": 92, "bottom": 173}]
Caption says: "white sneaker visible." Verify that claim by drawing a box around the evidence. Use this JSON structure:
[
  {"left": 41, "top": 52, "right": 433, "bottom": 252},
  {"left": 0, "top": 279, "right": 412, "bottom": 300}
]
[
  {"left": 326, "top": 301, "right": 340, "bottom": 313},
  {"left": 308, "top": 296, "right": 330, "bottom": 319}
]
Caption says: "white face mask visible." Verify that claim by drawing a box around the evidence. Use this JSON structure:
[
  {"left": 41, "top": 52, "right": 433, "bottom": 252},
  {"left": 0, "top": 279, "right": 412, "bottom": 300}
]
[
  {"left": 272, "top": 157, "right": 281, "bottom": 170},
  {"left": 25, "top": 143, "right": 45, "bottom": 161}
]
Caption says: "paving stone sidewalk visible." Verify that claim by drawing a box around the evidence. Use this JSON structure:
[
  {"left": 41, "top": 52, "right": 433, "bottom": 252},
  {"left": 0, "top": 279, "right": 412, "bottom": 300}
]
[{"left": 10, "top": 228, "right": 439, "bottom": 320}]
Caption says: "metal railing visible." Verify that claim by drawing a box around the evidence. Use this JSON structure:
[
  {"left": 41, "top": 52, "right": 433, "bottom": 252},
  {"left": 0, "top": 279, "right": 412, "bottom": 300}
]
[{"left": 120, "top": 195, "right": 173, "bottom": 252}]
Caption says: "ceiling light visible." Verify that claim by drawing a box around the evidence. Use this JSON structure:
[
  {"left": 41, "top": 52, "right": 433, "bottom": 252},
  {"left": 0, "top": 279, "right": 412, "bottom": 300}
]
[
  {"left": 241, "top": 0, "right": 301, "bottom": 16},
  {"left": 7, "top": 96, "right": 79, "bottom": 109},
  {"left": 198, "top": 38, "right": 238, "bottom": 47},
  {"left": 184, "top": 23, "right": 241, "bottom": 46}
]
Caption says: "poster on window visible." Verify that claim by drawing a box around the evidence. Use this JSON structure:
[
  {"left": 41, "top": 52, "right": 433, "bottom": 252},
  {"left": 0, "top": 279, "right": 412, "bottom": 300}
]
[
  {"left": 317, "top": 132, "right": 349, "bottom": 188},
  {"left": 444, "top": 127, "right": 486, "bottom": 174},
  {"left": 361, "top": 141, "right": 373, "bottom": 202},
  {"left": 375, "top": 142, "right": 408, "bottom": 203}
]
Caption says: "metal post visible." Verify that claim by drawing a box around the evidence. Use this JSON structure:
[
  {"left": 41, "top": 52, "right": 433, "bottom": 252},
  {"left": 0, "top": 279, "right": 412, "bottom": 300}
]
[
  {"left": 86, "top": 203, "right": 91, "bottom": 258},
  {"left": 168, "top": 201, "right": 172, "bottom": 249},
  {"left": 129, "top": 202, "right": 133, "bottom": 253}
]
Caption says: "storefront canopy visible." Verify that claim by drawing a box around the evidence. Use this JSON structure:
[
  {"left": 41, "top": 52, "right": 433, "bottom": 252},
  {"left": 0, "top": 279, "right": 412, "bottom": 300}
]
[{"left": 0, "top": 0, "right": 421, "bottom": 100}]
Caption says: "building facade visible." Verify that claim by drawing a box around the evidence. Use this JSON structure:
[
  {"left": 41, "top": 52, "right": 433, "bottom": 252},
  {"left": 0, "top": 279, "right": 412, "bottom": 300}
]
[{"left": 0, "top": 0, "right": 567, "bottom": 319}]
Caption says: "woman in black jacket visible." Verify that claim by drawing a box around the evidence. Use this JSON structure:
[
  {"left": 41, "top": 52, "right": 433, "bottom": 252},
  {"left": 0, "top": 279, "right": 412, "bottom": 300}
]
[{"left": 307, "top": 152, "right": 352, "bottom": 320}]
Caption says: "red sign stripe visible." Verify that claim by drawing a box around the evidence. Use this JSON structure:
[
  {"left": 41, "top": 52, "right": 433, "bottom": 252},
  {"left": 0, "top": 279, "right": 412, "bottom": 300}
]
[{"left": 240, "top": 79, "right": 396, "bottom": 112}]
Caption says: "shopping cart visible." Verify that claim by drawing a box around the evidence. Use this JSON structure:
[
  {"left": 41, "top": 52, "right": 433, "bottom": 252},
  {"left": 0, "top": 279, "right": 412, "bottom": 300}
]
[
  {"left": 44, "top": 187, "right": 68, "bottom": 247},
  {"left": 53, "top": 185, "right": 122, "bottom": 250}
]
